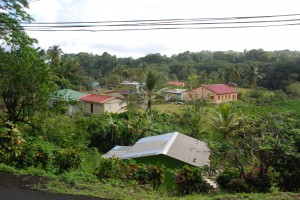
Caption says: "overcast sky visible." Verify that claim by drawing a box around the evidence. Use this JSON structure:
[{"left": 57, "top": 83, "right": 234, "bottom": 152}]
[{"left": 27, "top": 0, "right": 300, "bottom": 58}]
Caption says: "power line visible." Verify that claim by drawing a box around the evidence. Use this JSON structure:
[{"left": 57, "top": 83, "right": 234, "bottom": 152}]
[
  {"left": 2, "top": 13, "right": 300, "bottom": 32},
  {"left": 19, "top": 13, "right": 300, "bottom": 24},
  {"left": 20, "top": 18, "right": 300, "bottom": 28},
  {"left": 21, "top": 22, "right": 300, "bottom": 32}
]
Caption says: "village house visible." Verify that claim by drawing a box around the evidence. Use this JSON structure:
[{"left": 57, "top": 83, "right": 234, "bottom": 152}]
[
  {"left": 160, "top": 88, "right": 187, "bottom": 101},
  {"left": 120, "top": 80, "right": 141, "bottom": 90},
  {"left": 167, "top": 81, "right": 185, "bottom": 87},
  {"left": 186, "top": 84, "right": 237, "bottom": 104},
  {"left": 49, "top": 89, "right": 86, "bottom": 116},
  {"left": 79, "top": 94, "right": 127, "bottom": 114},
  {"left": 104, "top": 91, "right": 126, "bottom": 99}
]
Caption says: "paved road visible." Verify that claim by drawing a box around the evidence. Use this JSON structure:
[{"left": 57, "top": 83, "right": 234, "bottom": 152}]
[{"left": 0, "top": 171, "right": 107, "bottom": 200}]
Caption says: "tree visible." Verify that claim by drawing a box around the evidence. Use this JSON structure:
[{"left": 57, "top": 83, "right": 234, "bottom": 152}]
[
  {"left": 139, "top": 71, "right": 161, "bottom": 113},
  {"left": 286, "top": 82, "right": 300, "bottom": 98},
  {"left": 216, "top": 68, "right": 227, "bottom": 83},
  {"left": 229, "top": 65, "right": 242, "bottom": 83},
  {"left": 214, "top": 112, "right": 299, "bottom": 193},
  {"left": 245, "top": 63, "right": 260, "bottom": 88},
  {"left": 186, "top": 74, "right": 199, "bottom": 89},
  {"left": 209, "top": 103, "right": 239, "bottom": 139},
  {"left": 0, "top": 0, "right": 34, "bottom": 47},
  {"left": 47, "top": 45, "right": 63, "bottom": 66},
  {"left": 0, "top": 46, "right": 55, "bottom": 122}
]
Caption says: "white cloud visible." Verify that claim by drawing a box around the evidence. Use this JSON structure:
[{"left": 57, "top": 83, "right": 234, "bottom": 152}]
[{"left": 27, "top": 0, "right": 300, "bottom": 58}]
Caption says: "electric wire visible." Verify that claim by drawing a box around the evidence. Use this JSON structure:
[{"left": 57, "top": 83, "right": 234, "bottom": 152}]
[{"left": 1, "top": 13, "right": 300, "bottom": 32}]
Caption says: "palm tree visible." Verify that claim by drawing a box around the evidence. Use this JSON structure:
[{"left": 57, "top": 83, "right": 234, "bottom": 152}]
[
  {"left": 140, "top": 71, "right": 161, "bottom": 114},
  {"left": 229, "top": 65, "right": 242, "bottom": 83},
  {"left": 216, "top": 68, "right": 227, "bottom": 84},
  {"left": 245, "top": 63, "right": 260, "bottom": 88},
  {"left": 47, "top": 45, "right": 63, "bottom": 66},
  {"left": 208, "top": 71, "right": 219, "bottom": 83},
  {"left": 209, "top": 103, "right": 239, "bottom": 139}
]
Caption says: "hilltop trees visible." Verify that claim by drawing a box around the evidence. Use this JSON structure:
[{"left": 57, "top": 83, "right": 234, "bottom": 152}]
[{"left": 49, "top": 48, "right": 300, "bottom": 92}]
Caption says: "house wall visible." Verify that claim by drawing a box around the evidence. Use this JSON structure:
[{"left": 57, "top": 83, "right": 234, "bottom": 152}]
[
  {"left": 186, "top": 87, "right": 214, "bottom": 101},
  {"left": 68, "top": 104, "right": 81, "bottom": 116},
  {"left": 81, "top": 98, "right": 127, "bottom": 114},
  {"left": 164, "top": 93, "right": 182, "bottom": 101},
  {"left": 81, "top": 101, "right": 104, "bottom": 114},
  {"left": 186, "top": 86, "right": 237, "bottom": 103},
  {"left": 214, "top": 93, "right": 238, "bottom": 104},
  {"left": 104, "top": 98, "right": 127, "bottom": 113}
]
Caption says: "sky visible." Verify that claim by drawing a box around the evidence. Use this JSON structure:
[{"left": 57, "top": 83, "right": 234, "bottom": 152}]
[{"left": 26, "top": 0, "right": 300, "bottom": 58}]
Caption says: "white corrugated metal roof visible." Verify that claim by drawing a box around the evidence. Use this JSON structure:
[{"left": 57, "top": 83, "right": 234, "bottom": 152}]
[
  {"left": 102, "top": 132, "right": 210, "bottom": 167},
  {"left": 121, "top": 132, "right": 178, "bottom": 159},
  {"left": 102, "top": 145, "right": 131, "bottom": 158}
]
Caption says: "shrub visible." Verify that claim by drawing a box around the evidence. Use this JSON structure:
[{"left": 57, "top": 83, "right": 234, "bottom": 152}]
[
  {"left": 175, "top": 165, "right": 210, "bottom": 195},
  {"left": 216, "top": 168, "right": 271, "bottom": 193},
  {"left": 131, "top": 164, "right": 165, "bottom": 190},
  {"left": 14, "top": 137, "right": 82, "bottom": 173},
  {"left": 95, "top": 157, "right": 127, "bottom": 179},
  {"left": 216, "top": 168, "right": 239, "bottom": 190},
  {"left": 286, "top": 82, "right": 300, "bottom": 98},
  {"left": 273, "top": 154, "right": 300, "bottom": 192},
  {"left": 245, "top": 171, "right": 271, "bottom": 193},
  {"left": 95, "top": 158, "right": 165, "bottom": 190},
  {"left": 14, "top": 136, "right": 57, "bottom": 170},
  {"left": 54, "top": 148, "right": 82, "bottom": 172},
  {"left": 245, "top": 89, "right": 276, "bottom": 105},
  {"left": 225, "top": 178, "right": 248, "bottom": 193},
  {"left": 0, "top": 122, "right": 25, "bottom": 163}
]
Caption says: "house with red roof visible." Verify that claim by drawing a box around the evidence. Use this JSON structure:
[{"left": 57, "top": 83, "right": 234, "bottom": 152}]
[
  {"left": 186, "top": 84, "right": 237, "bottom": 104},
  {"left": 167, "top": 81, "right": 185, "bottom": 87},
  {"left": 79, "top": 94, "right": 126, "bottom": 114}
]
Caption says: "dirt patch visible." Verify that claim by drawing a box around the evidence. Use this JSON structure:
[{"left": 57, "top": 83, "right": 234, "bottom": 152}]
[{"left": 0, "top": 171, "right": 49, "bottom": 189}]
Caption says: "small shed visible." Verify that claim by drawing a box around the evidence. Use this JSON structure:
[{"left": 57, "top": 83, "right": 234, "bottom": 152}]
[
  {"left": 103, "top": 132, "right": 210, "bottom": 168},
  {"left": 160, "top": 88, "right": 187, "bottom": 101},
  {"left": 80, "top": 94, "right": 127, "bottom": 114}
]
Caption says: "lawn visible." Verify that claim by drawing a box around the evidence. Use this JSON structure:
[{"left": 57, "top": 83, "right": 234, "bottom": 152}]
[
  {"left": 152, "top": 103, "right": 186, "bottom": 113},
  {"left": 136, "top": 103, "right": 186, "bottom": 114}
]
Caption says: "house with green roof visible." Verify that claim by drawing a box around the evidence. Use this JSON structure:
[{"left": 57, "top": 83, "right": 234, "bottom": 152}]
[{"left": 50, "top": 89, "right": 86, "bottom": 116}]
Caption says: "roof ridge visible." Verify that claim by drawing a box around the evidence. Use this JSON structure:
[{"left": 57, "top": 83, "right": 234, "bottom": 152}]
[{"left": 161, "top": 132, "right": 179, "bottom": 155}]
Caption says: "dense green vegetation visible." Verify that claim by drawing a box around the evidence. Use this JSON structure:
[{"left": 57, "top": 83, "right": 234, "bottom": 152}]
[
  {"left": 60, "top": 50, "right": 300, "bottom": 92},
  {"left": 0, "top": 0, "right": 300, "bottom": 199}
]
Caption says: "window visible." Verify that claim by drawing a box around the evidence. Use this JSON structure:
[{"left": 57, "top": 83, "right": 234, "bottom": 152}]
[{"left": 218, "top": 96, "right": 220, "bottom": 100}]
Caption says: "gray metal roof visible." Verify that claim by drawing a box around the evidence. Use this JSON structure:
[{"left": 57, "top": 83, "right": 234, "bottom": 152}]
[
  {"left": 102, "top": 132, "right": 210, "bottom": 167},
  {"left": 160, "top": 88, "right": 187, "bottom": 94}
]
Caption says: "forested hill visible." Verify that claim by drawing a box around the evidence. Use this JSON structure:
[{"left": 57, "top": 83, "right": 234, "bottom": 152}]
[{"left": 61, "top": 49, "right": 300, "bottom": 91}]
